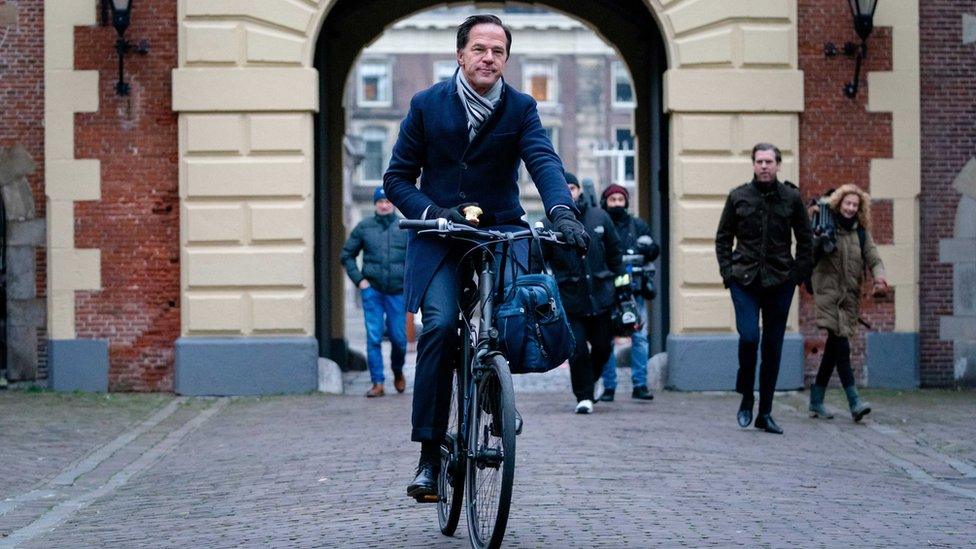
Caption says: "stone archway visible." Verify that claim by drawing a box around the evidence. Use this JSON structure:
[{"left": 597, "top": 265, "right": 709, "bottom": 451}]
[
  {"left": 939, "top": 158, "right": 976, "bottom": 385},
  {"left": 170, "top": 0, "right": 804, "bottom": 395}
]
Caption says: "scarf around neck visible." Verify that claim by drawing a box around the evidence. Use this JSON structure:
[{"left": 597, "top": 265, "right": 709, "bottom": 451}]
[{"left": 456, "top": 69, "right": 503, "bottom": 140}]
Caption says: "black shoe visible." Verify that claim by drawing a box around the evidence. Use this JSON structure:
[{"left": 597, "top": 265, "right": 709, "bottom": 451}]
[
  {"left": 407, "top": 456, "right": 439, "bottom": 502},
  {"left": 754, "top": 414, "right": 784, "bottom": 435},
  {"left": 737, "top": 398, "right": 754, "bottom": 428},
  {"left": 598, "top": 388, "right": 615, "bottom": 402},
  {"left": 632, "top": 385, "right": 654, "bottom": 400}
]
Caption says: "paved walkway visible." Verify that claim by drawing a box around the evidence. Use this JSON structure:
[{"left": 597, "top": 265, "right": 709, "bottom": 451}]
[{"left": 1, "top": 388, "right": 974, "bottom": 547}]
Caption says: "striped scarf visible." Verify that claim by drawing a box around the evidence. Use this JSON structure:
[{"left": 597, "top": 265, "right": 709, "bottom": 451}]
[{"left": 456, "top": 69, "right": 503, "bottom": 140}]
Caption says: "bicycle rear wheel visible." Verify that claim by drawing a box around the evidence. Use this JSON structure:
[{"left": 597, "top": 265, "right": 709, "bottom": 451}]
[
  {"left": 437, "top": 365, "right": 465, "bottom": 535},
  {"left": 466, "top": 354, "right": 516, "bottom": 549}
]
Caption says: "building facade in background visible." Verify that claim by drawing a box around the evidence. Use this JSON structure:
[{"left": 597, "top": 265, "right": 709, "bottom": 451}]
[{"left": 0, "top": 0, "right": 971, "bottom": 393}]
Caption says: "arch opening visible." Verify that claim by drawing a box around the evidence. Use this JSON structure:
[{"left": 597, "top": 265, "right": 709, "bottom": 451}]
[{"left": 312, "top": 1, "right": 669, "bottom": 366}]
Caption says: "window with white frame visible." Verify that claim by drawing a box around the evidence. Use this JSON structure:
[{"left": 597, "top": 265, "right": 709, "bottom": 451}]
[
  {"left": 612, "top": 61, "right": 635, "bottom": 107},
  {"left": 357, "top": 60, "right": 391, "bottom": 106},
  {"left": 361, "top": 126, "right": 388, "bottom": 182},
  {"left": 522, "top": 61, "right": 557, "bottom": 105},
  {"left": 615, "top": 127, "right": 636, "bottom": 184},
  {"left": 433, "top": 60, "right": 457, "bottom": 84}
]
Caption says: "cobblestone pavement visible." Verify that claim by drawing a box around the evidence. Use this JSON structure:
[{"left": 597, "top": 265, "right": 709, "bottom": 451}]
[{"left": 1, "top": 388, "right": 974, "bottom": 548}]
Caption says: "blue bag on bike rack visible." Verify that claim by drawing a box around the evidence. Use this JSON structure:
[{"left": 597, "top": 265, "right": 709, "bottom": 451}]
[{"left": 495, "top": 268, "right": 575, "bottom": 373}]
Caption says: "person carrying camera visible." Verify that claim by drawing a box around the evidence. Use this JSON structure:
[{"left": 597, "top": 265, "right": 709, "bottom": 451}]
[
  {"left": 544, "top": 173, "right": 625, "bottom": 414},
  {"left": 715, "top": 143, "right": 813, "bottom": 435},
  {"left": 808, "top": 184, "right": 887, "bottom": 422},
  {"left": 597, "top": 184, "right": 660, "bottom": 401}
]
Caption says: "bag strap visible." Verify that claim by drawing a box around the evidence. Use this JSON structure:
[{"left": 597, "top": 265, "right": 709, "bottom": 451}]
[{"left": 529, "top": 223, "right": 554, "bottom": 275}]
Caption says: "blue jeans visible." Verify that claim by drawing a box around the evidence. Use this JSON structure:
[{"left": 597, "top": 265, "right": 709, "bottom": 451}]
[
  {"left": 601, "top": 296, "right": 649, "bottom": 389},
  {"left": 728, "top": 280, "right": 795, "bottom": 415},
  {"left": 362, "top": 287, "right": 407, "bottom": 384}
]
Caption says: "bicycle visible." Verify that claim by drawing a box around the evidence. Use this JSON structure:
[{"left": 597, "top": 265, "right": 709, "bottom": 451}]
[{"left": 399, "top": 217, "right": 566, "bottom": 549}]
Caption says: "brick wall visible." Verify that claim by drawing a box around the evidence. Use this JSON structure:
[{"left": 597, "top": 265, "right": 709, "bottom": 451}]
[
  {"left": 73, "top": 2, "right": 179, "bottom": 391},
  {"left": 919, "top": 1, "right": 976, "bottom": 386},
  {"left": 797, "top": 0, "right": 895, "bottom": 385}
]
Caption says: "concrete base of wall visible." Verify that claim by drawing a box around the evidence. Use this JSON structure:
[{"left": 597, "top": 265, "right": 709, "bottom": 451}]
[
  {"left": 49, "top": 339, "right": 109, "bottom": 392},
  {"left": 866, "top": 332, "right": 920, "bottom": 389},
  {"left": 665, "top": 333, "right": 804, "bottom": 392},
  {"left": 174, "top": 337, "right": 318, "bottom": 396}
]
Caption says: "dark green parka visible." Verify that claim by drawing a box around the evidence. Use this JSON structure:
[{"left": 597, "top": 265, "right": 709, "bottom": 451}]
[
  {"left": 340, "top": 213, "right": 407, "bottom": 294},
  {"left": 715, "top": 179, "right": 814, "bottom": 288}
]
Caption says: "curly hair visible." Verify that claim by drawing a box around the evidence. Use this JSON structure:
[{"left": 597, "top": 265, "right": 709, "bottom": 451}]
[{"left": 827, "top": 183, "right": 871, "bottom": 231}]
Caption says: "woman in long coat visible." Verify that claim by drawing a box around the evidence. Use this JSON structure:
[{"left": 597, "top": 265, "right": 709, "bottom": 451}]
[{"left": 809, "top": 184, "right": 888, "bottom": 422}]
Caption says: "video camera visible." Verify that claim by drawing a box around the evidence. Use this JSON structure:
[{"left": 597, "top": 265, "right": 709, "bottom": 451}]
[
  {"left": 620, "top": 235, "right": 659, "bottom": 301},
  {"left": 811, "top": 198, "right": 837, "bottom": 255}
]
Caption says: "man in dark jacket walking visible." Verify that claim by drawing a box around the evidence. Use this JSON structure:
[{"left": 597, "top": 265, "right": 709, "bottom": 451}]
[
  {"left": 715, "top": 143, "right": 813, "bottom": 434},
  {"left": 341, "top": 187, "right": 408, "bottom": 398},
  {"left": 545, "top": 174, "right": 625, "bottom": 414}
]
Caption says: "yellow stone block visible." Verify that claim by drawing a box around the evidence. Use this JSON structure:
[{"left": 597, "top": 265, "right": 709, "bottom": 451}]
[
  {"left": 185, "top": 158, "right": 308, "bottom": 198},
  {"left": 251, "top": 292, "right": 309, "bottom": 333},
  {"left": 674, "top": 289, "right": 733, "bottom": 332},
  {"left": 665, "top": 69, "right": 804, "bottom": 113},
  {"left": 50, "top": 249, "right": 101, "bottom": 291},
  {"left": 185, "top": 24, "right": 240, "bottom": 64},
  {"left": 677, "top": 246, "right": 721, "bottom": 285},
  {"left": 892, "top": 198, "right": 918, "bottom": 246},
  {"left": 741, "top": 26, "right": 792, "bottom": 67},
  {"left": 249, "top": 115, "right": 308, "bottom": 153},
  {"left": 186, "top": 294, "right": 245, "bottom": 333},
  {"left": 44, "top": 70, "right": 99, "bottom": 115},
  {"left": 674, "top": 200, "right": 724, "bottom": 242},
  {"left": 47, "top": 200, "right": 75, "bottom": 249},
  {"left": 46, "top": 159, "right": 101, "bottom": 201},
  {"left": 677, "top": 115, "right": 733, "bottom": 153},
  {"left": 49, "top": 290, "right": 75, "bottom": 340},
  {"left": 676, "top": 28, "right": 733, "bottom": 67},
  {"left": 674, "top": 157, "right": 751, "bottom": 197},
  {"left": 246, "top": 28, "right": 305, "bottom": 65},
  {"left": 185, "top": 203, "right": 245, "bottom": 243},
  {"left": 186, "top": 248, "right": 307, "bottom": 287},
  {"left": 186, "top": 115, "right": 244, "bottom": 153},
  {"left": 249, "top": 203, "right": 307, "bottom": 242},
  {"left": 895, "top": 284, "right": 919, "bottom": 332},
  {"left": 44, "top": 111, "right": 73, "bottom": 161},
  {"left": 869, "top": 159, "right": 920, "bottom": 199},
  {"left": 739, "top": 115, "right": 795, "bottom": 155},
  {"left": 185, "top": 0, "right": 315, "bottom": 34},
  {"left": 876, "top": 245, "right": 917, "bottom": 286},
  {"left": 172, "top": 68, "right": 318, "bottom": 112}
]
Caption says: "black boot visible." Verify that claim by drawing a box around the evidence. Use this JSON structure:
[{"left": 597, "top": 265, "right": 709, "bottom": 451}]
[
  {"left": 407, "top": 454, "right": 439, "bottom": 502},
  {"left": 754, "top": 414, "right": 784, "bottom": 434},
  {"left": 737, "top": 396, "right": 754, "bottom": 428},
  {"left": 844, "top": 385, "right": 872, "bottom": 422},
  {"left": 632, "top": 385, "right": 654, "bottom": 400},
  {"left": 598, "top": 388, "right": 615, "bottom": 402}
]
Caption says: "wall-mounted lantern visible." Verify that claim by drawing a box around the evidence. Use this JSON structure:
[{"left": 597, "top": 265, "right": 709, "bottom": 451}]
[
  {"left": 823, "top": 0, "right": 880, "bottom": 99},
  {"left": 102, "top": 0, "right": 149, "bottom": 96}
]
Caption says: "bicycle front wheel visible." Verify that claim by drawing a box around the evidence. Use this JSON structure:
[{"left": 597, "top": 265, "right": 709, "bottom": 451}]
[
  {"left": 466, "top": 353, "right": 516, "bottom": 549},
  {"left": 438, "top": 365, "right": 465, "bottom": 536}
]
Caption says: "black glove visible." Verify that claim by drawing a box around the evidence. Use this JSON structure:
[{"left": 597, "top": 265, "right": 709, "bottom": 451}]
[
  {"left": 550, "top": 207, "right": 589, "bottom": 253},
  {"left": 428, "top": 205, "right": 474, "bottom": 227}
]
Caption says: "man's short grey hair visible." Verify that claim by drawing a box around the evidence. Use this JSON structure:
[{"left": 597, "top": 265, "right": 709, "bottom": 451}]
[{"left": 751, "top": 142, "right": 782, "bottom": 163}]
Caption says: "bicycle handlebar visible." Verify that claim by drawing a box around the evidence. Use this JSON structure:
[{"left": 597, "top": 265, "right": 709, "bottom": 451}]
[{"left": 398, "top": 218, "right": 568, "bottom": 245}]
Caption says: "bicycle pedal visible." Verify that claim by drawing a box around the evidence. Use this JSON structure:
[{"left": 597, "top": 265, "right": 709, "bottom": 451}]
[{"left": 413, "top": 494, "right": 439, "bottom": 504}]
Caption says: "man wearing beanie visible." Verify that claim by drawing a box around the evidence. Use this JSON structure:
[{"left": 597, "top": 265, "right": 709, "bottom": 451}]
[
  {"left": 598, "top": 184, "right": 660, "bottom": 402},
  {"left": 340, "top": 187, "right": 408, "bottom": 397}
]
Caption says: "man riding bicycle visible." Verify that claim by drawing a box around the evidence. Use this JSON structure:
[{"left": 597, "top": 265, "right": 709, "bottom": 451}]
[{"left": 383, "top": 14, "right": 589, "bottom": 500}]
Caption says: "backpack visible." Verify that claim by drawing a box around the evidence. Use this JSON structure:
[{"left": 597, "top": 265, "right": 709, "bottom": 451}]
[{"left": 495, "top": 273, "right": 576, "bottom": 374}]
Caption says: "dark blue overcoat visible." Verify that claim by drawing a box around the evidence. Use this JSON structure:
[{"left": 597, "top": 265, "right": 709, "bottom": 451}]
[{"left": 384, "top": 76, "right": 575, "bottom": 312}]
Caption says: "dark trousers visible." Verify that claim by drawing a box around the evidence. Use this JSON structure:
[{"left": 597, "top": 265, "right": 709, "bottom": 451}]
[
  {"left": 729, "top": 280, "right": 796, "bottom": 415},
  {"left": 411, "top": 242, "right": 526, "bottom": 443},
  {"left": 568, "top": 311, "right": 614, "bottom": 402},
  {"left": 814, "top": 331, "right": 855, "bottom": 388}
]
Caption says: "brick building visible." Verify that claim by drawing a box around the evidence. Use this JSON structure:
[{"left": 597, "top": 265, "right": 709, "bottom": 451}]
[{"left": 0, "top": 0, "right": 971, "bottom": 393}]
